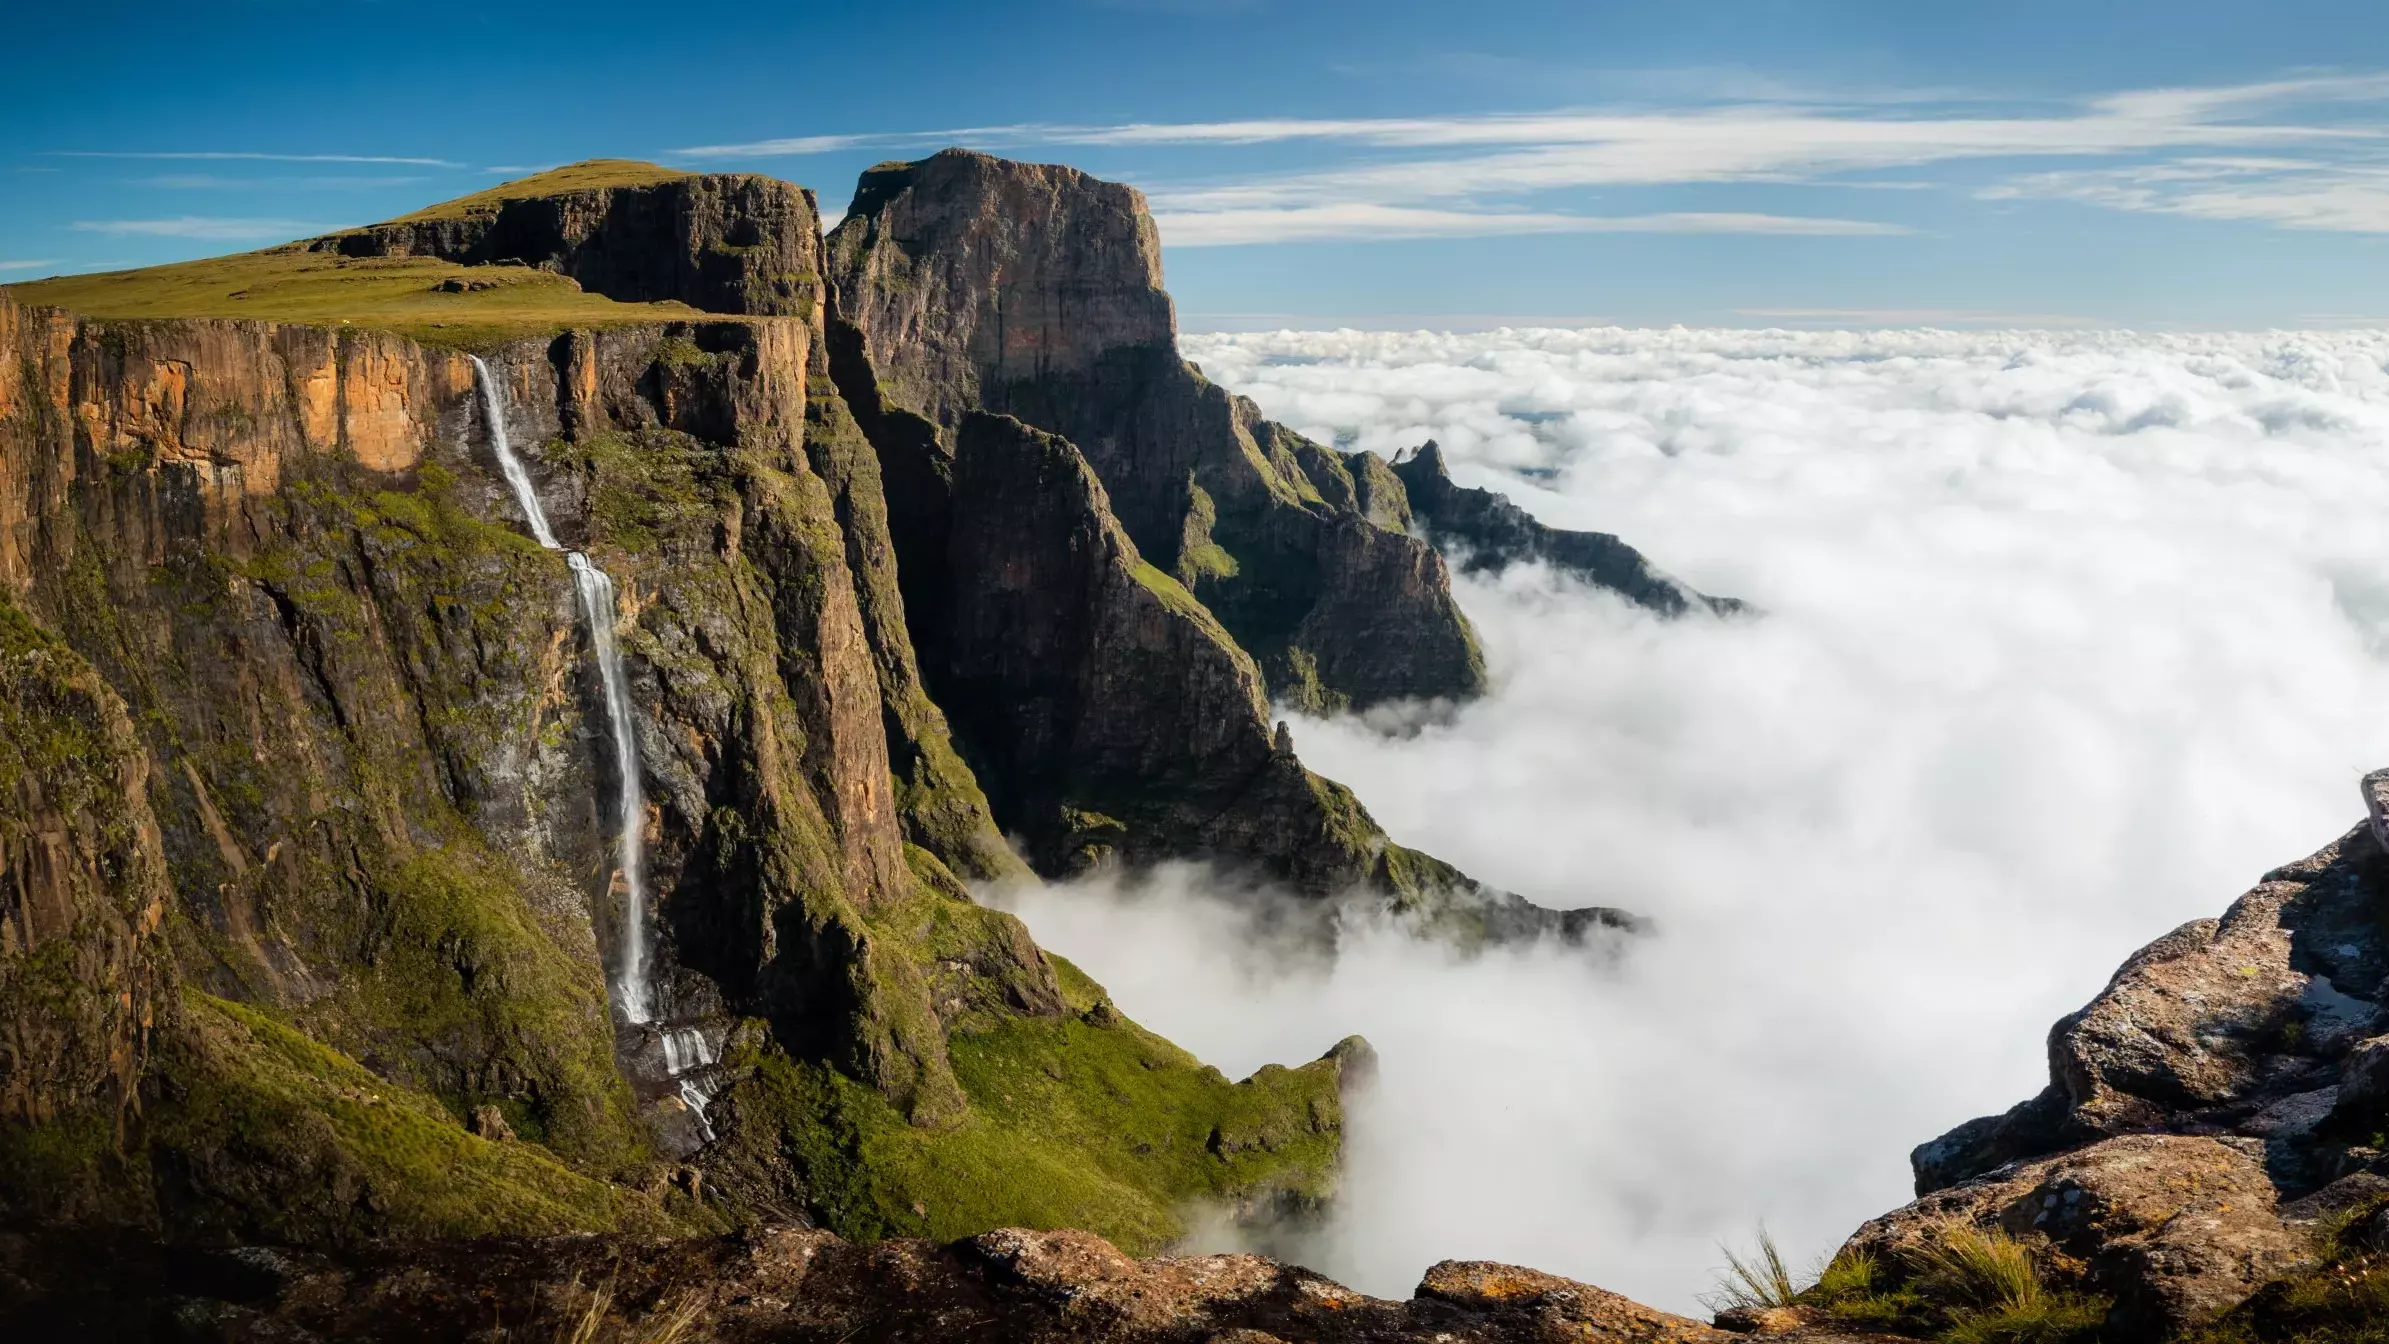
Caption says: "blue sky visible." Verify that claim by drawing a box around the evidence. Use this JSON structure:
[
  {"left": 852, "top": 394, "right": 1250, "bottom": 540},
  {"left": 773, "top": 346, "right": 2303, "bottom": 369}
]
[{"left": 8, "top": 0, "right": 2389, "bottom": 327}]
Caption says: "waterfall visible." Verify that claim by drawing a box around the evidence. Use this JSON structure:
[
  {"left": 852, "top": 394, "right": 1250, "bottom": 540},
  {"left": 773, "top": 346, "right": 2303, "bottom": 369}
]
[
  {"left": 567, "top": 554, "right": 651, "bottom": 1024},
  {"left": 467, "top": 356, "right": 653, "bottom": 1025},
  {"left": 472, "top": 358, "right": 561, "bottom": 550}
]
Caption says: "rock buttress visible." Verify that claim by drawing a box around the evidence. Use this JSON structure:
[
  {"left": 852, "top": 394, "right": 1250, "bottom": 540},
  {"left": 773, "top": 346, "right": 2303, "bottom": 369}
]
[
  {"left": 1389, "top": 441, "right": 1744, "bottom": 617},
  {"left": 919, "top": 409, "right": 1636, "bottom": 948},
  {"left": 824, "top": 148, "right": 1486, "bottom": 712}
]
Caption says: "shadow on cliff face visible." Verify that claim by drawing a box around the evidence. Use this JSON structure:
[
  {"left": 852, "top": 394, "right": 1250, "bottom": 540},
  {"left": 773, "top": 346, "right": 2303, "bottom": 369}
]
[{"left": 1006, "top": 329, "right": 2389, "bottom": 1316}]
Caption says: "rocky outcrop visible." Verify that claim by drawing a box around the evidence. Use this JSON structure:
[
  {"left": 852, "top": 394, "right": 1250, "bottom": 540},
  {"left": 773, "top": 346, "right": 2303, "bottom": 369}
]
[
  {"left": 2, "top": 1222, "right": 1783, "bottom": 1343},
  {"left": 1851, "top": 1134, "right": 2314, "bottom": 1337},
  {"left": 315, "top": 164, "right": 822, "bottom": 319},
  {"left": 1911, "top": 812, "right": 2387, "bottom": 1198},
  {"left": 1389, "top": 442, "right": 1743, "bottom": 617},
  {"left": 1834, "top": 770, "right": 2389, "bottom": 1339},
  {"left": 825, "top": 149, "right": 1485, "bottom": 712},
  {"left": 920, "top": 412, "right": 1395, "bottom": 892}
]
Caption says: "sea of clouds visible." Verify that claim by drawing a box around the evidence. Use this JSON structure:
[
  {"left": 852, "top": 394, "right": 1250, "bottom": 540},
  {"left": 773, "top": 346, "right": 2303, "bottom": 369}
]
[{"left": 990, "top": 327, "right": 2389, "bottom": 1314}]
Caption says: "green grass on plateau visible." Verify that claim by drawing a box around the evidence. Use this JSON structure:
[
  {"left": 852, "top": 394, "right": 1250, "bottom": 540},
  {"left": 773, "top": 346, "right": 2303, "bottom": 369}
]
[{"left": 5, "top": 249, "right": 700, "bottom": 348}]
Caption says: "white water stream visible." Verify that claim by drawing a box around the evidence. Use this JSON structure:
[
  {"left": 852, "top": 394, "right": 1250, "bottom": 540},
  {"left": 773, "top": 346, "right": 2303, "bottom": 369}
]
[{"left": 466, "top": 357, "right": 665, "bottom": 1040}]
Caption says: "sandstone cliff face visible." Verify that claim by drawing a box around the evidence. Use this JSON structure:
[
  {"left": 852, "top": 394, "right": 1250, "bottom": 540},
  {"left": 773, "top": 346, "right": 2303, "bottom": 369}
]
[
  {"left": 825, "top": 149, "right": 1485, "bottom": 712},
  {"left": 319, "top": 171, "right": 822, "bottom": 319},
  {"left": 1390, "top": 442, "right": 1744, "bottom": 618},
  {"left": 0, "top": 300, "right": 465, "bottom": 589}
]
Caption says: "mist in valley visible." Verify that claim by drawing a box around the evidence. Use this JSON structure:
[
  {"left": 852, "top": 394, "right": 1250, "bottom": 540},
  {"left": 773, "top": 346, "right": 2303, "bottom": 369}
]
[{"left": 991, "top": 327, "right": 2389, "bottom": 1313}]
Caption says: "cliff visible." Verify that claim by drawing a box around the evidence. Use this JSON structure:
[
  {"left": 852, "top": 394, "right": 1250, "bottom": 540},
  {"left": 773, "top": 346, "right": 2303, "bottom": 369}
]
[
  {"left": 818, "top": 150, "right": 1628, "bottom": 932},
  {"left": 0, "top": 164, "right": 1370, "bottom": 1257},
  {"left": 825, "top": 149, "right": 1487, "bottom": 714},
  {"left": 923, "top": 412, "right": 1436, "bottom": 897},
  {"left": 313, "top": 161, "right": 822, "bottom": 320}
]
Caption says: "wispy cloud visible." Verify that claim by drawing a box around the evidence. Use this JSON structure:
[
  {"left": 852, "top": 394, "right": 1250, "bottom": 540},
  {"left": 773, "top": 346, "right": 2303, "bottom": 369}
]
[
  {"left": 50, "top": 151, "right": 460, "bottom": 167},
  {"left": 671, "top": 133, "right": 892, "bottom": 158},
  {"left": 71, "top": 217, "right": 319, "bottom": 240},
  {"left": 130, "top": 173, "right": 431, "bottom": 191},
  {"left": 1158, "top": 204, "right": 1910, "bottom": 246},
  {"left": 0, "top": 259, "right": 60, "bottom": 271},
  {"left": 677, "top": 71, "right": 2389, "bottom": 163},
  {"left": 1984, "top": 157, "right": 2389, "bottom": 233},
  {"left": 672, "top": 71, "right": 2389, "bottom": 245}
]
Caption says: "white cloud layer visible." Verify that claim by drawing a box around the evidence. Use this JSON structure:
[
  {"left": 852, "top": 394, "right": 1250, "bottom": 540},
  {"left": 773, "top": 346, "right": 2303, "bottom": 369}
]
[{"left": 997, "top": 327, "right": 2389, "bottom": 1314}]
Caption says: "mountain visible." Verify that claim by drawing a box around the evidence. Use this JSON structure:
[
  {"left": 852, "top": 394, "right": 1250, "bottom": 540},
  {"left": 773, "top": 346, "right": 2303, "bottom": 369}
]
[
  {"left": 0, "top": 152, "right": 1657, "bottom": 1292},
  {"left": 20, "top": 152, "right": 2364, "bottom": 1344}
]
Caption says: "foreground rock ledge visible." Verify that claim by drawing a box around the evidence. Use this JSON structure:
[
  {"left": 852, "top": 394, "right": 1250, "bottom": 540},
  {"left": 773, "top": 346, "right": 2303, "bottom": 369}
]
[{"left": 2, "top": 1224, "right": 1890, "bottom": 1343}]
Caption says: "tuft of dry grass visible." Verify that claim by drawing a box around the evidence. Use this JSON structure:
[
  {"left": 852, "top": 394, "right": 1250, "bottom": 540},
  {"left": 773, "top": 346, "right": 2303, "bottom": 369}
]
[
  {"left": 1912, "top": 1226, "right": 2046, "bottom": 1313},
  {"left": 554, "top": 1274, "right": 615, "bottom": 1344},
  {"left": 1704, "top": 1227, "right": 1805, "bottom": 1312}
]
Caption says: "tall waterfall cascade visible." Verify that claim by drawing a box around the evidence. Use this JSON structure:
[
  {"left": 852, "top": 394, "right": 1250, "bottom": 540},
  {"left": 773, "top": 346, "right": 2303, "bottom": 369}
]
[{"left": 466, "top": 357, "right": 716, "bottom": 1136}]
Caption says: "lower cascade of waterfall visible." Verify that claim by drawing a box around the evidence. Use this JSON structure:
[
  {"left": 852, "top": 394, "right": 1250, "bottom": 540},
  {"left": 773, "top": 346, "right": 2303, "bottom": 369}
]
[
  {"left": 658, "top": 1026, "right": 722, "bottom": 1142},
  {"left": 467, "top": 355, "right": 714, "bottom": 1136}
]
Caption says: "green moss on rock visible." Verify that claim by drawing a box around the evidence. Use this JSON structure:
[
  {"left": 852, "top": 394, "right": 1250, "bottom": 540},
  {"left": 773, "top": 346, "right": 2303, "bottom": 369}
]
[
  {"left": 289, "top": 845, "right": 645, "bottom": 1172},
  {"left": 705, "top": 953, "right": 1350, "bottom": 1254},
  {"left": 145, "top": 992, "right": 681, "bottom": 1245}
]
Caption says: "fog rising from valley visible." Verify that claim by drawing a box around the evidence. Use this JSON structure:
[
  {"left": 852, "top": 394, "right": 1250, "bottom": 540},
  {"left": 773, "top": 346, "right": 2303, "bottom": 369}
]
[{"left": 991, "top": 327, "right": 2389, "bottom": 1314}]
